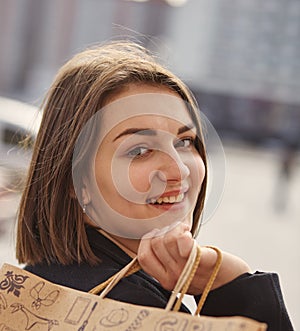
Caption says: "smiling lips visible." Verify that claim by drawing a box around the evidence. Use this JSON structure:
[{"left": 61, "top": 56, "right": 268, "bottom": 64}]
[
  {"left": 147, "top": 192, "right": 186, "bottom": 205},
  {"left": 147, "top": 187, "right": 188, "bottom": 205}
]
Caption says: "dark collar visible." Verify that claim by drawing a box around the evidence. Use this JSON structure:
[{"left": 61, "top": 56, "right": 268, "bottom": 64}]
[{"left": 85, "top": 226, "right": 133, "bottom": 266}]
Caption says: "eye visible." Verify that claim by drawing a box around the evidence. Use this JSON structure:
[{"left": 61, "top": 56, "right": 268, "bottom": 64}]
[
  {"left": 174, "top": 137, "right": 195, "bottom": 149},
  {"left": 127, "top": 146, "right": 152, "bottom": 159}
]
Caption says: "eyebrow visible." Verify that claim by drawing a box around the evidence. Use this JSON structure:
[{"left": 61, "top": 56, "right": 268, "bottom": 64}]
[
  {"left": 113, "top": 128, "right": 156, "bottom": 141},
  {"left": 113, "top": 123, "right": 195, "bottom": 142},
  {"left": 177, "top": 124, "right": 195, "bottom": 135}
]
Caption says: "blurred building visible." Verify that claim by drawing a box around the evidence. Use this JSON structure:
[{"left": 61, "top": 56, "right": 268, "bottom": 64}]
[
  {"left": 0, "top": 0, "right": 299, "bottom": 145},
  {"left": 192, "top": 0, "right": 300, "bottom": 144}
]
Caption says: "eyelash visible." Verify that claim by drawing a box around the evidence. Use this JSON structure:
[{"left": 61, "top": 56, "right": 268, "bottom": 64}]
[
  {"left": 127, "top": 146, "right": 152, "bottom": 159},
  {"left": 174, "top": 137, "right": 195, "bottom": 149},
  {"left": 126, "top": 137, "right": 195, "bottom": 159}
]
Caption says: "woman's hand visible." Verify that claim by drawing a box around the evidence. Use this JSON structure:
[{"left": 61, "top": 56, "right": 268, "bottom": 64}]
[{"left": 137, "top": 222, "right": 251, "bottom": 295}]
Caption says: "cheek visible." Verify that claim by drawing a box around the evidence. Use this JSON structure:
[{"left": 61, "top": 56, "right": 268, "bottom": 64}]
[
  {"left": 191, "top": 154, "right": 206, "bottom": 186},
  {"left": 95, "top": 151, "right": 117, "bottom": 196},
  {"left": 95, "top": 161, "right": 112, "bottom": 193},
  {"left": 128, "top": 162, "right": 152, "bottom": 193}
]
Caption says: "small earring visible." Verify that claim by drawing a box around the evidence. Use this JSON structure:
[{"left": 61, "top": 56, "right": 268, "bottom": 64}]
[{"left": 82, "top": 204, "right": 86, "bottom": 214}]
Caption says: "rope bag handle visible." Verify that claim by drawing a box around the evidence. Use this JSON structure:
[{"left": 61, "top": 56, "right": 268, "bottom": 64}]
[{"left": 89, "top": 242, "right": 222, "bottom": 315}]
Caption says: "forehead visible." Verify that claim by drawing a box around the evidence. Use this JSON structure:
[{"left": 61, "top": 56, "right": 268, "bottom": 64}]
[{"left": 99, "top": 92, "right": 193, "bottom": 142}]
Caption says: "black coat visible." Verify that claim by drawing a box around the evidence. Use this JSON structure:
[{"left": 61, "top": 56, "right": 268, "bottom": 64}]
[{"left": 25, "top": 227, "right": 294, "bottom": 331}]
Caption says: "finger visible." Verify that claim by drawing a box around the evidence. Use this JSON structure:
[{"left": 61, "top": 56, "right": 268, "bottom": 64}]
[
  {"left": 177, "top": 231, "right": 194, "bottom": 258},
  {"left": 150, "top": 223, "right": 192, "bottom": 275},
  {"left": 161, "top": 222, "right": 192, "bottom": 261},
  {"left": 151, "top": 233, "right": 178, "bottom": 272},
  {"left": 138, "top": 229, "right": 167, "bottom": 277},
  {"left": 141, "top": 235, "right": 180, "bottom": 290},
  {"left": 138, "top": 223, "right": 193, "bottom": 291}
]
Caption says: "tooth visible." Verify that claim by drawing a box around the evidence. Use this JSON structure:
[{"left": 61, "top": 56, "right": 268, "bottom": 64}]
[
  {"left": 176, "top": 193, "right": 184, "bottom": 202},
  {"left": 169, "top": 196, "right": 176, "bottom": 203},
  {"left": 152, "top": 194, "right": 184, "bottom": 204}
]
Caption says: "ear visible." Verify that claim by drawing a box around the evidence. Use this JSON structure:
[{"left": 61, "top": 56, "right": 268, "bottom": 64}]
[
  {"left": 81, "top": 185, "right": 91, "bottom": 205},
  {"left": 69, "top": 182, "right": 90, "bottom": 206}
]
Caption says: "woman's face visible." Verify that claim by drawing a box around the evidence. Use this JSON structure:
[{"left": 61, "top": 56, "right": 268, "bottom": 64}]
[{"left": 91, "top": 84, "right": 205, "bottom": 235}]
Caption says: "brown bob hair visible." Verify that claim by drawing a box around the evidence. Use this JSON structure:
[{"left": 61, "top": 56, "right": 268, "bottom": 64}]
[{"left": 16, "top": 41, "right": 207, "bottom": 265}]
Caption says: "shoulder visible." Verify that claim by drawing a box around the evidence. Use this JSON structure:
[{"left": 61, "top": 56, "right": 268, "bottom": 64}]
[
  {"left": 24, "top": 262, "right": 109, "bottom": 292},
  {"left": 199, "top": 272, "right": 294, "bottom": 330},
  {"left": 23, "top": 227, "right": 129, "bottom": 291},
  {"left": 104, "top": 271, "right": 173, "bottom": 309},
  {"left": 24, "top": 262, "right": 191, "bottom": 312},
  {"left": 24, "top": 228, "right": 191, "bottom": 312}
]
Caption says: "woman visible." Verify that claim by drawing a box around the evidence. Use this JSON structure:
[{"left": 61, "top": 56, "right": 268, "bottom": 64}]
[{"left": 16, "top": 41, "right": 293, "bottom": 330}]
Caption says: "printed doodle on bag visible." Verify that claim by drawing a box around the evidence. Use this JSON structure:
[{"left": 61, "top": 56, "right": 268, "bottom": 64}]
[
  {"left": 222, "top": 321, "right": 247, "bottom": 331},
  {"left": 0, "top": 293, "right": 8, "bottom": 314},
  {"left": 64, "top": 297, "right": 91, "bottom": 325},
  {"left": 155, "top": 316, "right": 213, "bottom": 331},
  {"left": 0, "top": 323, "right": 18, "bottom": 331},
  {"left": 30, "top": 281, "right": 60, "bottom": 310},
  {"left": 124, "top": 309, "right": 150, "bottom": 331},
  {"left": 10, "top": 303, "right": 59, "bottom": 331},
  {"left": 155, "top": 316, "right": 186, "bottom": 331},
  {"left": 99, "top": 308, "right": 129, "bottom": 327},
  {"left": 0, "top": 271, "right": 28, "bottom": 297},
  {"left": 77, "top": 302, "right": 98, "bottom": 331}
]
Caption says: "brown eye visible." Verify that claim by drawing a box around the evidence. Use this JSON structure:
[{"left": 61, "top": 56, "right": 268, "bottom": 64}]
[
  {"left": 127, "top": 146, "right": 152, "bottom": 159},
  {"left": 174, "top": 137, "right": 194, "bottom": 149}
]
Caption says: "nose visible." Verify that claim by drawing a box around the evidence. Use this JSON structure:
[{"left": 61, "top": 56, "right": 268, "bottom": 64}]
[{"left": 157, "top": 149, "right": 190, "bottom": 183}]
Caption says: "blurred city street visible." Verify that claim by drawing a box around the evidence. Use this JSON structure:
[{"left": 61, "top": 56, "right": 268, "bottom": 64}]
[
  {"left": 0, "top": 1, "right": 299, "bottom": 330},
  {"left": 0, "top": 142, "right": 299, "bottom": 329},
  {"left": 198, "top": 143, "right": 300, "bottom": 330}
]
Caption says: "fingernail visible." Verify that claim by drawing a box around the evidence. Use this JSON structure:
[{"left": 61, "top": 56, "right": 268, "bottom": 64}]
[
  {"left": 142, "top": 228, "right": 160, "bottom": 239},
  {"left": 155, "top": 220, "right": 182, "bottom": 237},
  {"left": 155, "top": 226, "right": 169, "bottom": 237}
]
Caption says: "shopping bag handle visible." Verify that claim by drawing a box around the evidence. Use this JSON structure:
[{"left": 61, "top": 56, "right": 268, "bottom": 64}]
[
  {"left": 166, "top": 243, "right": 222, "bottom": 315},
  {"left": 89, "top": 242, "right": 222, "bottom": 315}
]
